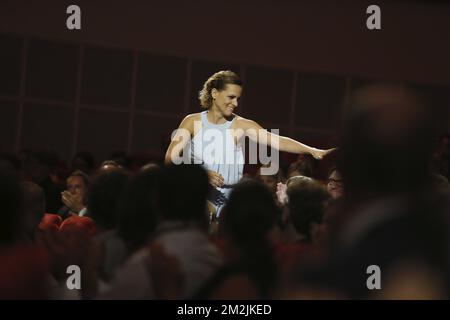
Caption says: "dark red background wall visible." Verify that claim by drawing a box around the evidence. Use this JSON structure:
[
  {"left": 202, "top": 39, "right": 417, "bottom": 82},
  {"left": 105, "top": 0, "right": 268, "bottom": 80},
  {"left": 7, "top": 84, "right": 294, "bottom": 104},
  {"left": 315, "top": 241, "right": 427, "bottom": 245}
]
[{"left": 1, "top": 0, "right": 449, "bottom": 162}]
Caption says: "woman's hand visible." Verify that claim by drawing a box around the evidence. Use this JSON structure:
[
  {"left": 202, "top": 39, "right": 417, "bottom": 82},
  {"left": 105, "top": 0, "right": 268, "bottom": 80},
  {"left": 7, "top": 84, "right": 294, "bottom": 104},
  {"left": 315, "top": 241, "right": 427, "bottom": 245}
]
[
  {"left": 207, "top": 170, "right": 224, "bottom": 188},
  {"left": 311, "top": 147, "right": 337, "bottom": 160}
]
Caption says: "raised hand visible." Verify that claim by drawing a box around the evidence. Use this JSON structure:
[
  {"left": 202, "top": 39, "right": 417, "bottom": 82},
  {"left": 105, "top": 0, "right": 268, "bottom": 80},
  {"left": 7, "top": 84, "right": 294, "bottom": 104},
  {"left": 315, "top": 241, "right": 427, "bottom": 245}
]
[{"left": 276, "top": 182, "right": 288, "bottom": 205}]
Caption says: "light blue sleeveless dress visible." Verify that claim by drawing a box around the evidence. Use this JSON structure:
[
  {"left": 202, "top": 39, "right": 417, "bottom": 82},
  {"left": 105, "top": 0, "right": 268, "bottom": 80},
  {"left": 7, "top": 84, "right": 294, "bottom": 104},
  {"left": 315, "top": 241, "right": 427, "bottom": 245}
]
[{"left": 188, "top": 111, "right": 244, "bottom": 216}]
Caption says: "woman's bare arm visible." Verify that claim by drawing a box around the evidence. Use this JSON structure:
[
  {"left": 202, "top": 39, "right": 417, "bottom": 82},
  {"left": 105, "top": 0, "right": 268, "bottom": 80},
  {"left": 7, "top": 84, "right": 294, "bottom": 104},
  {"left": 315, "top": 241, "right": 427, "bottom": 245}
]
[
  {"left": 237, "top": 118, "right": 334, "bottom": 159},
  {"left": 164, "top": 114, "right": 195, "bottom": 164}
]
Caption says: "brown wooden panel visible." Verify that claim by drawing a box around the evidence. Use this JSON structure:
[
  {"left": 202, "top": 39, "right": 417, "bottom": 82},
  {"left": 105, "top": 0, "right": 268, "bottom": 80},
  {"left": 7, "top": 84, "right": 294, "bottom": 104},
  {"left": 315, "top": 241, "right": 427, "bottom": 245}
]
[
  {"left": 21, "top": 103, "right": 74, "bottom": 160},
  {"left": 0, "top": 34, "right": 22, "bottom": 95},
  {"left": 244, "top": 66, "right": 292, "bottom": 125},
  {"left": 136, "top": 53, "right": 186, "bottom": 114},
  {"left": 26, "top": 39, "right": 78, "bottom": 101},
  {"left": 77, "top": 108, "right": 129, "bottom": 162},
  {"left": 82, "top": 46, "right": 132, "bottom": 108},
  {"left": 0, "top": 100, "right": 18, "bottom": 153},
  {"left": 295, "top": 73, "right": 346, "bottom": 131}
]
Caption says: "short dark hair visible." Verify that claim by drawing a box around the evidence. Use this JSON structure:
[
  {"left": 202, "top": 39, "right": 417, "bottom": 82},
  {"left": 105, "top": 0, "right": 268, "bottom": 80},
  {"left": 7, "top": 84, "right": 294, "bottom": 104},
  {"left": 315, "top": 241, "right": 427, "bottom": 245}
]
[
  {"left": 158, "top": 164, "right": 209, "bottom": 227},
  {"left": 68, "top": 170, "right": 89, "bottom": 187},
  {"left": 220, "top": 179, "right": 279, "bottom": 297},
  {"left": 222, "top": 179, "right": 280, "bottom": 245},
  {"left": 117, "top": 167, "right": 161, "bottom": 254},
  {"left": 86, "top": 170, "right": 128, "bottom": 230},
  {"left": 287, "top": 178, "right": 330, "bottom": 241},
  {"left": 287, "top": 158, "right": 314, "bottom": 178}
]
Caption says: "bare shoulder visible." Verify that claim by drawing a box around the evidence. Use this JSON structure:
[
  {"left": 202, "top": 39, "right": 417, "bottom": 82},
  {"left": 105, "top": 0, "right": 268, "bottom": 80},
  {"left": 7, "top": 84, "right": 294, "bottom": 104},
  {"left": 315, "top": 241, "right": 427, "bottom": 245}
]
[
  {"left": 178, "top": 113, "right": 201, "bottom": 131},
  {"left": 182, "top": 112, "right": 201, "bottom": 123},
  {"left": 234, "top": 115, "right": 261, "bottom": 130}
]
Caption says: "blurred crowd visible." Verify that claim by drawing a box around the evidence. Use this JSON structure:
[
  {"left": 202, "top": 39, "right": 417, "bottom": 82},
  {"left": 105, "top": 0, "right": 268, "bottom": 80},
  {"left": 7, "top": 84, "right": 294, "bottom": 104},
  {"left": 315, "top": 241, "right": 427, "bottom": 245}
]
[{"left": 0, "top": 83, "right": 449, "bottom": 299}]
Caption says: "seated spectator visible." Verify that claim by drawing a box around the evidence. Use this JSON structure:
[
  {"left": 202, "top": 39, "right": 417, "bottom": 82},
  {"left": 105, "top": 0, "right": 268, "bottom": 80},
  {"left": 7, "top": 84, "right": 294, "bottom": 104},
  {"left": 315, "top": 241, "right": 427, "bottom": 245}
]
[
  {"left": 196, "top": 180, "right": 280, "bottom": 299},
  {"left": 255, "top": 162, "right": 285, "bottom": 204},
  {"left": 86, "top": 169, "right": 129, "bottom": 282},
  {"left": 98, "top": 164, "right": 222, "bottom": 299},
  {"left": 98, "top": 160, "right": 123, "bottom": 173},
  {"left": 0, "top": 170, "right": 49, "bottom": 299},
  {"left": 276, "top": 175, "right": 314, "bottom": 231},
  {"left": 291, "top": 83, "right": 450, "bottom": 299},
  {"left": 20, "top": 181, "right": 46, "bottom": 242},
  {"left": 116, "top": 164, "right": 161, "bottom": 257},
  {"left": 326, "top": 166, "right": 344, "bottom": 200},
  {"left": 287, "top": 155, "right": 314, "bottom": 179},
  {"left": 22, "top": 150, "right": 63, "bottom": 213},
  {"left": 276, "top": 177, "right": 330, "bottom": 274},
  {"left": 58, "top": 170, "right": 89, "bottom": 219}
]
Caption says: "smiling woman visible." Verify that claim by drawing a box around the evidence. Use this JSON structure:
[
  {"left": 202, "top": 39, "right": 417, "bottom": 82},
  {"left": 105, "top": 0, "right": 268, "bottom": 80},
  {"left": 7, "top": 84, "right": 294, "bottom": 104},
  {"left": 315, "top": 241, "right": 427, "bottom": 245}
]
[
  {"left": 165, "top": 70, "right": 335, "bottom": 215},
  {"left": 199, "top": 70, "right": 243, "bottom": 114}
]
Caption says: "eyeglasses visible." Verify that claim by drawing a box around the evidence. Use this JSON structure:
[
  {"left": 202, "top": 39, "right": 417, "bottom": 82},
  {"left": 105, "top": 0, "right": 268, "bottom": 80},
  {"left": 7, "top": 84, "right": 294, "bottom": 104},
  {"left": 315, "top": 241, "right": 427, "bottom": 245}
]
[{"left": 327, "top": 178, "right": 343, "bottom": 187}]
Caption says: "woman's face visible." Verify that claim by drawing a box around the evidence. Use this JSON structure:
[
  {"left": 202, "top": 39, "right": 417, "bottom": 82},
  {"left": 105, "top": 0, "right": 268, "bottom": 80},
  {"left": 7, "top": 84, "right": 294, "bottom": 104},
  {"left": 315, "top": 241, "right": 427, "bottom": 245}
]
[
  {"left": 327, "top": 170, "right": 344, "bottom": 199},
  {"left": 211, "top": 84, "right": 242, "bottom": 117}
]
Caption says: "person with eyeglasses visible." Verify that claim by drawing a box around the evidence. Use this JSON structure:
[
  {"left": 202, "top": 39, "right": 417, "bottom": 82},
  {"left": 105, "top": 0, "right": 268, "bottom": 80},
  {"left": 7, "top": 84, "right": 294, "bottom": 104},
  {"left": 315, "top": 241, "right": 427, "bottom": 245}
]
[{"left": 326, "top": 167, "right": 344, "bottom": 199}]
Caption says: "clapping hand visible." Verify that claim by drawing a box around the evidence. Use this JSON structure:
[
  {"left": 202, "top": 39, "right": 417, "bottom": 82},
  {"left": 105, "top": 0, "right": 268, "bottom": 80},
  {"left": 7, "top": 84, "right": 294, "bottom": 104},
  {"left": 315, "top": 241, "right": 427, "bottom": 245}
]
[{"left": 61, "top": 191, "right": 84, "bottom": 213}]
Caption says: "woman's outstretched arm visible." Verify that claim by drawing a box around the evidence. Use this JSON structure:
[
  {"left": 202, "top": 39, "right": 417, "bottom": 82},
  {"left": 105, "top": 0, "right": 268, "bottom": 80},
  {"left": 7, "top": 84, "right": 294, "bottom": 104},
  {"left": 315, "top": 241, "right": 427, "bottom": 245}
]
[{"left": 237, "top": 118, "right": 335, "bottom": 159}]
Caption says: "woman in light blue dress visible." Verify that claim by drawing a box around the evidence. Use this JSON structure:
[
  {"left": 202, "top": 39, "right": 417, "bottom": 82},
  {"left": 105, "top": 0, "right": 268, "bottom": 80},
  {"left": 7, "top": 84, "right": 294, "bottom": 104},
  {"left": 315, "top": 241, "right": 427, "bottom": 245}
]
[{"left": 165, "top": 70, "right": 334, "bottom": 215}]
